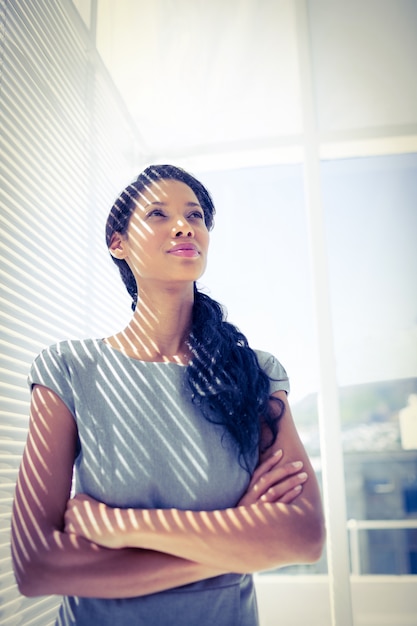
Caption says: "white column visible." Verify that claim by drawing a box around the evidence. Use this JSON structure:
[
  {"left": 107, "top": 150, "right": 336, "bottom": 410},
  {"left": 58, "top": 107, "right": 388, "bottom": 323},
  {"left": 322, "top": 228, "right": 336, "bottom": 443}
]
[{"left": 295, "top": 2, "right": 354, "bottom": 625}]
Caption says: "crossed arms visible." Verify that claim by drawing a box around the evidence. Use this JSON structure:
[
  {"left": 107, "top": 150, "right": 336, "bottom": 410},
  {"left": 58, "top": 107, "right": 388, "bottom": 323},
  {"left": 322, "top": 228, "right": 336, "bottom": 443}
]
[{"left": 11, "top": 385, "right": 325, "bottom": 598}]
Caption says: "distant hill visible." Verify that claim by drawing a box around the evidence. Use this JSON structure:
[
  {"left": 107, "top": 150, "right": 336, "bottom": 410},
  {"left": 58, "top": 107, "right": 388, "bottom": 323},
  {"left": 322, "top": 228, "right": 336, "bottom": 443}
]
[
  {"left": 292, "top": 377, "right": 417, "bottom": 427},
  {"left": 291, "top": 377, "right": 417, "bottom": 454}
]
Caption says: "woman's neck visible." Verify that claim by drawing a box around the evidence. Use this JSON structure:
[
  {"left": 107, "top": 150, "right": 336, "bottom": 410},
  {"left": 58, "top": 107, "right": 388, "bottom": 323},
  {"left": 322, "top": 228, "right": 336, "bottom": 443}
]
[{"left": 107, "top": 284, "right": 194, "bottom": 363}]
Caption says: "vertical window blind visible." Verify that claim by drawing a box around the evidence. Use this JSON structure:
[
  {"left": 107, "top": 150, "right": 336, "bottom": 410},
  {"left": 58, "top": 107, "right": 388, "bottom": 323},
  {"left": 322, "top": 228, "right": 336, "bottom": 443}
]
[{"left": 0, "top": 0, "right": 142, "bottom": 623}]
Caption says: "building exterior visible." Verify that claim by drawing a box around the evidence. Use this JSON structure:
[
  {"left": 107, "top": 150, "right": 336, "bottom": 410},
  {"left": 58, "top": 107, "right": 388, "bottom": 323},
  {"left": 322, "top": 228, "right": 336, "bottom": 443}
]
[{"left": 344, "top": 450, "right": 417, "bottom": 575}]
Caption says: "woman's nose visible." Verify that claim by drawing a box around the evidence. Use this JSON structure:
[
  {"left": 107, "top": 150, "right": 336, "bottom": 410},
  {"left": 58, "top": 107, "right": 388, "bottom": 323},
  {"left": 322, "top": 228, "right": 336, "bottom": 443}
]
[{"left": 172, "top": 219, "right": 193, "bottom": 237}]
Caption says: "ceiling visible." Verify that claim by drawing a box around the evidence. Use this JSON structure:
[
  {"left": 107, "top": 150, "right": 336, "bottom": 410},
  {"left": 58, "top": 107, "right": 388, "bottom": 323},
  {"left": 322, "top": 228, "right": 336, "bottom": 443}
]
[
  {"left": 74, "top": 0, "right": 303, "bottom": 160},
  {"left": 72, "top": 0, "right": 417, "bottom": 163}
]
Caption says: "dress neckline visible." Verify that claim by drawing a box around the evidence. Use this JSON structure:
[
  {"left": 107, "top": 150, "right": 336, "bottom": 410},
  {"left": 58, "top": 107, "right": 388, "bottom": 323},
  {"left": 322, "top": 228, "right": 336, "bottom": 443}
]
[{"left": 100, "top": 338, "right": 188, "bottom": 366}]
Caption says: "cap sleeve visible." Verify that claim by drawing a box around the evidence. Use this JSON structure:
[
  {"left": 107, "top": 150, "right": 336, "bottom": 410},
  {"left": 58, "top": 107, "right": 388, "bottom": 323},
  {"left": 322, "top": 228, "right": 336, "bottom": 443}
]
[
  {"left": 28, "top": 343, "right": 76, "bottom": 416},
  {"left": 255, "top": 350, "right": 290, "bottom": 395}
]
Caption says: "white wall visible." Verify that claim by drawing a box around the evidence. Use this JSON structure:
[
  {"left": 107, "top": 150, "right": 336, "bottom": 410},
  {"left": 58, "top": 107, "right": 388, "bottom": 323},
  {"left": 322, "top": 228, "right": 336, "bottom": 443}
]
[{"left": 256, "top": 576, "right": 417, "bottom": 626}]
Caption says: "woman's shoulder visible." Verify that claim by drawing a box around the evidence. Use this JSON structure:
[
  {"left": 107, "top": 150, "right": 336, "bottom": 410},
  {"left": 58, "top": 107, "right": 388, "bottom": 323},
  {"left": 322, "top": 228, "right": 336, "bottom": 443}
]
[
  {"left": 30, "top": 339, "right": 106, "bottom": 375},
  {"left": 36, "top": 338, "right": 103, "bottom": 358},
  {"left": 28, "top": 339, "right": 103, "bottom": 413},
  {"left": 253, "top": 348, "right": 284, "bottom": 370},
  {"left": 254, "top": 349, "right": 290, "bottom": 393}
]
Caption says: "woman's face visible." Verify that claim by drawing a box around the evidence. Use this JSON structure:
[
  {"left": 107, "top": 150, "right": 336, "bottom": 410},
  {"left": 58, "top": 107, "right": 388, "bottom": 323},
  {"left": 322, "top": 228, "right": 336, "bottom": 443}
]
[{"left": 113, "top": 179, "right": 210, "bottom": 287}]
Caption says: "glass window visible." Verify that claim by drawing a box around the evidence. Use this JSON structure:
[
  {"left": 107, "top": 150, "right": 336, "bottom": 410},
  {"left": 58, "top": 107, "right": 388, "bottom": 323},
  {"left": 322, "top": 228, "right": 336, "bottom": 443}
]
[{"left": 322, "top": 152, "right": 417, "bottom": 574}]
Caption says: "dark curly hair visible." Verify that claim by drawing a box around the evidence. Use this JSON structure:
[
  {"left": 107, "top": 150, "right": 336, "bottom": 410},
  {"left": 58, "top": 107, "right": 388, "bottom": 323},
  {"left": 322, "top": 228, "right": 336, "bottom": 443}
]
[{"left": 105, "top": 164, "right": 284, "bottom": 467}]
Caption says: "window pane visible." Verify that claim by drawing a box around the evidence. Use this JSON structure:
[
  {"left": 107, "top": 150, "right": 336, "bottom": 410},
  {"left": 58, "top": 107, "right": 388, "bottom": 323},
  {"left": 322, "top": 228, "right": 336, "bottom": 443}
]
[
  {"left": 199, "top": 164, "right": 317, "bottom": 403},
  {"left": 322, "top": 153, "right": 417, "bottom": 574}
]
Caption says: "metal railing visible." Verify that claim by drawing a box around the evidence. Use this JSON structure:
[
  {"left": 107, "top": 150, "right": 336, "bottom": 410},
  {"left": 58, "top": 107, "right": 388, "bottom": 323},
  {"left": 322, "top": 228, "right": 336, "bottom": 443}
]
[{"left": 347, "top": 518, "right": 417, "bottom": 575}]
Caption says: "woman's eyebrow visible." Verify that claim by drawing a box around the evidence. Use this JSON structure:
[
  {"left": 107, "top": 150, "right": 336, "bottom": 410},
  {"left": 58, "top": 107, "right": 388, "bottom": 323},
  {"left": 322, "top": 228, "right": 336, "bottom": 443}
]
[
  {"left": 144, "top": 201, "right": 202, "bottom": 208},
  {"left": 143, "top": 201, "right": 166, "bottom": 209}
]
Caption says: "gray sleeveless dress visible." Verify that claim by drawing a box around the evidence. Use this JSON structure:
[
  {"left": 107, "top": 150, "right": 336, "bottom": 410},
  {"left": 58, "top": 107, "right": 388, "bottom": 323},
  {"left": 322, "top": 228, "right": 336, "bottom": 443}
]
[{"left": 29, "top": 339, "right": 289, "bottom": 625}]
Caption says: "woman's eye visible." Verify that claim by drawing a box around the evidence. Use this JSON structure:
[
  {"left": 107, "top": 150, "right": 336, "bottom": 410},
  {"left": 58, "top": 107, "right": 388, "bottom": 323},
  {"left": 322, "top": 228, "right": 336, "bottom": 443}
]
[
  {"left": 189, "top": 211, "right": 204, "bottom": 220},
  {"left": 147, "top": 209, "right": 166, "bottom": 218}
]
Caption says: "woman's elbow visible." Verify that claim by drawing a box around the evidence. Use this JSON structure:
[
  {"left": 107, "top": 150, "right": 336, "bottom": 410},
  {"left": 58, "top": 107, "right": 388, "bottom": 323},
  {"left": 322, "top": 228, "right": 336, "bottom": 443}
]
[
  {"left": 304, "top": 533, "right": 326, "bottom": 564},
  {"left": 12, "top": 556, "right": 46, "bottom": 597},
  {"left": 11, "top": 538, "right": 56, "bottom": 597},
  {"left": 12, "top": 556, "right": 39, "bottom": 597},
  {"left": 277, "top": 506, "right": 326, "bottom": 566},
  {"left": 15, "top": 575, "right": 40, "bottom": 598},
  {"left": 300, "top": 512, "right": 326, "bottom": 563}
]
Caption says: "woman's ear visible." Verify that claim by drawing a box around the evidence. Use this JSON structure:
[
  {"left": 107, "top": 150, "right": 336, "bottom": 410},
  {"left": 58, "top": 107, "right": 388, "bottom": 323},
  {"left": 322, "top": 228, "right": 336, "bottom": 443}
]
[{"left": 109, "top": 232, "right": 128, "bottom": 260}]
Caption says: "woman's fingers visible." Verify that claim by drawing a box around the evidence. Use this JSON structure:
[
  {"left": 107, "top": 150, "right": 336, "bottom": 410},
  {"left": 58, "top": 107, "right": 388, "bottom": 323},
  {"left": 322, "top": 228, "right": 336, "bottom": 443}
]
[
  {"left": 249, "top": 449, "right": 283, "bottom": 485},
  {"left": 238, "top": 453, "right": 308, "bottom": 506},
  {"left": 260, "top": 471, "right": 308, "bottom": 504},
  {"left": 250, "top": 458, "right": 305, "bottom": 497}
]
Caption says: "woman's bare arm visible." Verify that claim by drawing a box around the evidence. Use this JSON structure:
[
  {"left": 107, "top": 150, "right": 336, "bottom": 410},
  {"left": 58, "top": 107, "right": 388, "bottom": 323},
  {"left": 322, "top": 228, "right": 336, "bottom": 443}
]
[
  {"left": 12, "top": 386, "right": 306, "bottom": 597},
  {"left": 65, "top": 392, "right": 325, "bottom": 573},
  {"left": 11, "top": 385, "right": 224, "bottom": 598}
]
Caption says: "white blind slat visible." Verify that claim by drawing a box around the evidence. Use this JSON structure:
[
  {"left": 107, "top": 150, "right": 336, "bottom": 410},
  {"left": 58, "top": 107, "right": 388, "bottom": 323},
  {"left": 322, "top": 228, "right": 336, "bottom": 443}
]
[{"left": 0, "top": 0, "right": 141, "bottom": 623}]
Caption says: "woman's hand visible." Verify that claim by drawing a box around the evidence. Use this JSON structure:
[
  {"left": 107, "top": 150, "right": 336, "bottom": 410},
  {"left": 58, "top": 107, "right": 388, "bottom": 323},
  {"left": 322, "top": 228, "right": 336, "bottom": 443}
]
[
  {"left": 64, "top": 493, "right": 124, "bottom": 549},
  {"left": 237, "top": 449, "right": 308, "bottom": 506}
]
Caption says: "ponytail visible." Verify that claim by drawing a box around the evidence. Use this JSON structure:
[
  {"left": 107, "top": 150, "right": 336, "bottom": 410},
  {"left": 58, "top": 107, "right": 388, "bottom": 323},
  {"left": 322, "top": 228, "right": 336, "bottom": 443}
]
[{"left": 187, "top": 288, "right": 284, "bottom": 468}]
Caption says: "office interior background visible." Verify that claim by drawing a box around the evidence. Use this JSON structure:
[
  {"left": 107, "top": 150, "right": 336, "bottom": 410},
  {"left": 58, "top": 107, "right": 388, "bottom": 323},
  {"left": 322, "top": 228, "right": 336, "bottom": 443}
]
[{"left": 1, "top": 1, "right": 417, "bottom": 624}]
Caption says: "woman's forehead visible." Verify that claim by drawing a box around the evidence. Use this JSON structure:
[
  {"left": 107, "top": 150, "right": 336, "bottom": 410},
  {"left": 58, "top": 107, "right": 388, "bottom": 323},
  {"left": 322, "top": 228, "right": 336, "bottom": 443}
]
[{"left": 135, "top": 179, "right": 199, "bottom": 209}]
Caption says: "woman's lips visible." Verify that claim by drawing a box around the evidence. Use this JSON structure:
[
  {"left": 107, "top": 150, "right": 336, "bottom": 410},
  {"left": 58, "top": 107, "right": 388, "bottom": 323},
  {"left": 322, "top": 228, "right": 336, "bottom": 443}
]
[{"left": 168, "top": 244, "right": 200, "bottom": 257}]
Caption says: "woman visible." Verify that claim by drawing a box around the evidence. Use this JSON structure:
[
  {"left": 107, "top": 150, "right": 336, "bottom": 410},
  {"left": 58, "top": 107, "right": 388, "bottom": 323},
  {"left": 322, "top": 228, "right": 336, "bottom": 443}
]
[{"left": 11, "top": 165, "right": 325, "bottom": 625}]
